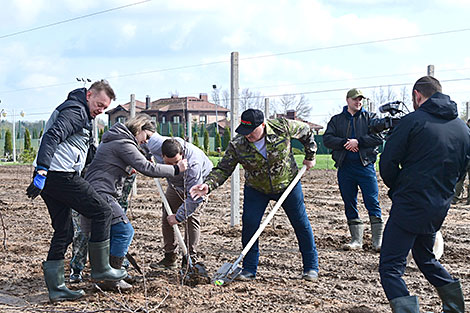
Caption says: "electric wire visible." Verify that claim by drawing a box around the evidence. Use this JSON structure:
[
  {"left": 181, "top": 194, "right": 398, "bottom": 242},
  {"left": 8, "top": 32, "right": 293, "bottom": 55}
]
[
  {"left": 12, "top": 76, "right": 470, "bottom": 118},
  {"left": 0, "top": 0, "right": 152, "bottom": 40},
  {"left": 1, "top": 27, "right": 470, "bottom": 95}
]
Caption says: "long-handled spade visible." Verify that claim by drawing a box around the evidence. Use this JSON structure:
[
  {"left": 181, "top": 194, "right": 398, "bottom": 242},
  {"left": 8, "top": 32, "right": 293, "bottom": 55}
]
[
  {"left": 213, "top": 165, "right": 307, "bottom": 286},
  {"left": 154, "top": 178, "right": 210, "bottom": 286}
]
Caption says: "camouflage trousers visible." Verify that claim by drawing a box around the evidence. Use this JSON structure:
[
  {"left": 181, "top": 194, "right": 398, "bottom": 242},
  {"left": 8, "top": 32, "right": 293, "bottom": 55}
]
[
  {"left": 69, "top": 209, "right": 90, "bottom": 272},
  {"left": 69, "top": 173, "right": 136, "bottom": 272}
]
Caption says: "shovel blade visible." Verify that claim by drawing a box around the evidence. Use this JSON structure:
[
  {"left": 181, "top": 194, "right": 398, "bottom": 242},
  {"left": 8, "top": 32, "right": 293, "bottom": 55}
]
[{"left": 212, "top": 263, "right": 242, "bottom": 286}]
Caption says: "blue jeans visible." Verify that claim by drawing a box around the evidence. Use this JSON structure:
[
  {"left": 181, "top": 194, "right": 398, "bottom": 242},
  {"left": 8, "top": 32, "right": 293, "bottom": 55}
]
[
  {"left": 242, "top": 182, "right": 318, "bottom": 275},
  {"left": 379, "top": 219, "right": 455, "bottom": 300},
  {"left": 110, "top": 221, "right": 134, "bottom": 258},
  {"left": 338, "top": 160, "right": 381, "bottom": 221}
]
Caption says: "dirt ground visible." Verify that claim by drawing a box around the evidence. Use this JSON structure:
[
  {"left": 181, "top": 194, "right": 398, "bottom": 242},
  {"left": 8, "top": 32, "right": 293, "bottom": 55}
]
[{"left": 0, "top": 164, "right": 469, "bottom": 313}]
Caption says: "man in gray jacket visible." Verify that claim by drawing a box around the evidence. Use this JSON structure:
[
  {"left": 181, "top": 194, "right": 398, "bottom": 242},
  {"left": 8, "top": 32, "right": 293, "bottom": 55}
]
[
  {"left": 26, "top": 80, "right": 126, "bottom": 302},
  {"left": 147, "top": 134, "right": 213, "bottom": 269}
]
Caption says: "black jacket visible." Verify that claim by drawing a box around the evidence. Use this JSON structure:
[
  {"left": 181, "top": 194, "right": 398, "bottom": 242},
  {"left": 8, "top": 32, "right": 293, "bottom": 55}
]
[
  {"left": 379, "top": 92, "right": 470, "bottom": 234},
  {"left": 323, "top": 106, "right": 383, "bottom": 168},
  {"left": 34, "top": 88, "right": 93, "bottom": 173}
]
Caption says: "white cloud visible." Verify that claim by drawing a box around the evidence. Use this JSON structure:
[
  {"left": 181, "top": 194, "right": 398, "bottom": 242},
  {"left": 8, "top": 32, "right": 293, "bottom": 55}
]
[
  {"left": 12, "top": 0, "right": 46, "bottom": 23},
  {"left": 170, "top": 18, "right": 201, "bottom": 51},
  {"left": 121, "top": 23, "right": 137, "bottom": 39}
]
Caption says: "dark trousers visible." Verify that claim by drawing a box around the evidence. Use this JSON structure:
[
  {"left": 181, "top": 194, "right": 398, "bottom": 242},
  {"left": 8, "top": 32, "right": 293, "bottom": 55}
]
[
  {"left": 241, "top": 182, "right": 318, "bottom": 275},
  {"left": 379, "top": 219, "right": 456, "bottom": 300},
  {"left": 41, "top": 171, "right": 112, "bottom": 261},
  {"left": 337, "top": 161, "right": 381, "bottom": 220}
]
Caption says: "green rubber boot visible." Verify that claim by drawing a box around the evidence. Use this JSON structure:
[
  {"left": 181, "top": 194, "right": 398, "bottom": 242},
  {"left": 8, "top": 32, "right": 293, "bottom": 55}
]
[
  {"left": 436, "top": 280, "right": 465, "bottom": 313},
  {"left": 389, "top": 295, "right": 420, "bottom": 313},
  {"left": 88, "top": 239, "right": 127, "bottom": 282},
  {"left": 370, "top": 216, "right": 384, "bottom": 252},
  {"left": 343, "top": 219, "right": 364, "bottom": 250},
  {"left": 42, "top": 260, "right": 85, "bottom": 303}
]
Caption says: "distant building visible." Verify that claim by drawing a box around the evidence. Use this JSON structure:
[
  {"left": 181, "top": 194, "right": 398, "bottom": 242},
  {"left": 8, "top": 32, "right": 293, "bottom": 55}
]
[
  {"left": 106, "top": 93, "right": 229, "bottom": 134},
  {"left": 275, "top": 110, "right": 323, "bottom": 134}
]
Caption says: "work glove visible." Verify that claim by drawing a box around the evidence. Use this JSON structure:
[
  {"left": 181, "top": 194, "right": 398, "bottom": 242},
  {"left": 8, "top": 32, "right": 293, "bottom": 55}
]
[{"left": 26, "top": 172, "right": 47, "bottom": 199}]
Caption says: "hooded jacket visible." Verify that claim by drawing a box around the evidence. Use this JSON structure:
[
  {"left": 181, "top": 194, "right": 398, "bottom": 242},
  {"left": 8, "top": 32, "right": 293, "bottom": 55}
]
[
  {"left": 85, "top": 123, "right": 176, "bottom": 225},
  {"left": 379, "top": 92, "right": 470, "bottom": 234},
  {"left": 323, "top": 106, "right": 383, "bottom": 168},
  {"left": 34, "top": 88, "right": 92, "bottom": 173}
]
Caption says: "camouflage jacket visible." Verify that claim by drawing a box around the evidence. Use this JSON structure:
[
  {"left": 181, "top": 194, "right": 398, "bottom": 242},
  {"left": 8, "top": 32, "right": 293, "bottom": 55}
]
[{"left": 205, "top": 118, "right": 317, "bottom": 194}]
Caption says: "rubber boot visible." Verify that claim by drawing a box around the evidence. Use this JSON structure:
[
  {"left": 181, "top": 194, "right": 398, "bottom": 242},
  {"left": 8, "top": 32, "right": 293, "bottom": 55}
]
[
  {"left": 436, "top": 280, "right": 465, "bottom": 313},
  {"left": 370, "top": 216, "right": 384, "bottom": 252},
  {"left": 42, "top": 260, "right": 85, "bottom": 303},
  {"left": 343, "top": 219, "right": 364, "bottom": 250},
  {"left": 88, "top": 239, "right": 127, "bottom": 282},
  {"left": 389, "top": 295, "right": 420, "bottom": 313},
  {"left": 97, "top": 255, "right": 132, "bottom": 291}
]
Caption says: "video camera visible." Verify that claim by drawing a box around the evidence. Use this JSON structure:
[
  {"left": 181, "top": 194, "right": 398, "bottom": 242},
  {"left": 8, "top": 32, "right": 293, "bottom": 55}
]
[{"left": 369, "top": 100, "right": 408, "bottom": 134}]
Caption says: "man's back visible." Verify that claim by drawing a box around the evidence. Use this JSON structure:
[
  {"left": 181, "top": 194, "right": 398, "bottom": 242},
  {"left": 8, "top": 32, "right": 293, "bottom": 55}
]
[{"left": 380, "top": 92, "right": 470, "bottom": 233}]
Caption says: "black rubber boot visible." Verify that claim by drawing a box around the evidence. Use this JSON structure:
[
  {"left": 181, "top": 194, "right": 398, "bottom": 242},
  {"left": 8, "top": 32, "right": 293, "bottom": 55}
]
[
  {"left": 436, "top": 280, "right": 465, "bottom": 313},
  {"left": 42, "top": 260, "right": 85, "bottom": 303},
  {"left": 88, "top": 240, "right": 127, "bottom": 282},
  {"left": 389, "top": 295, "right": 420, "bottom": 313}
]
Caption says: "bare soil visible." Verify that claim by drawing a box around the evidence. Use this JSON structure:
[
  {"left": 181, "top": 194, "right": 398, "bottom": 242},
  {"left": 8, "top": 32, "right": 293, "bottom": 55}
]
[{"left": 0, "top": 165, "right": 469, "bottom": 312}]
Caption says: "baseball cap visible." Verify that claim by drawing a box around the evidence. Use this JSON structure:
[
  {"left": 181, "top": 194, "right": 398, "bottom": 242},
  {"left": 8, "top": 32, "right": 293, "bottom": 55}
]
[
  {"left": 346, "top": 88, "right": 365, "bottom": 99},
  {"left": 235, "top": 109, "right": 264, "bottom": 135}
]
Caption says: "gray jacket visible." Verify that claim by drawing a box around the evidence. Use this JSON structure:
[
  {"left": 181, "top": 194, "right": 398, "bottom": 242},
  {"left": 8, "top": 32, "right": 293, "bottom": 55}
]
[
  {"left": 85, "top": 123, "right": 176, "bottom": 225},
  {"left": 147, "top": 133, "right": 213, "bottom": 222},
  {"left": 34, "top": 88, "right": 92, "bottom": 174}
]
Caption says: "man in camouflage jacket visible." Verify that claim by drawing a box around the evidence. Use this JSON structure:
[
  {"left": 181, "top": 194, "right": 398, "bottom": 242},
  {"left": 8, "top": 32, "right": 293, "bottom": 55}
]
[{"left": 190, "top": 109, "right": 319, "bottom": 281}]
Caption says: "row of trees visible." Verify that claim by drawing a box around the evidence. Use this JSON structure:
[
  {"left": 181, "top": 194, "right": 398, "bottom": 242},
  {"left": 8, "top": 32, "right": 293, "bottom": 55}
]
[{"left": 3, "top": 128, "right": 36, "bottom": 162}]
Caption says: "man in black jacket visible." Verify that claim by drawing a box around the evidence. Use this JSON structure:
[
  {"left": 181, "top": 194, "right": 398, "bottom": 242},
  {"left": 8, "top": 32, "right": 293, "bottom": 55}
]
[
  {"left": 323, "top": 89, "right": 384, "bottom": 252},
  {"left": 26, "top": 80, "right": 127, "bottom": 302},
  {"left": 379, "top": 76, "right": 469, "bottom": 313}
]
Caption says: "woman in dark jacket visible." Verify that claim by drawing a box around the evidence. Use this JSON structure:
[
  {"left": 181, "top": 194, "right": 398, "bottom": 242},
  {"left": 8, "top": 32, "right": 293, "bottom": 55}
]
[{"left": 82, "top": 114, "right": 186, "bottom": 290}]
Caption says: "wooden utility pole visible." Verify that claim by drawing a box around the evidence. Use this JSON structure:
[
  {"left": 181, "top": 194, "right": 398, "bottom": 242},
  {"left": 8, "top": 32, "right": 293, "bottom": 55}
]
[
  {"left": 230, "top": 52, "right": 240, "bottom": 226},
  {"left": 427, "top": 65, "right": 435, "bottom": 77}
]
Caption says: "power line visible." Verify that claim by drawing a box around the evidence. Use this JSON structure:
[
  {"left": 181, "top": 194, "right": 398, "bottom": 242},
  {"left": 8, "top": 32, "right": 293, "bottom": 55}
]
[
  {"left": 241, "top": 27, "right": 470, "bottom": 60},
  {"left": 17, "top": 77, "right": 470, "bottom": 117},
  {"left": 0, "top": 0, "right": 151, "bottom": 40},
  {"left": 2, "top": 26, "right": 470, "bottom": 95}
]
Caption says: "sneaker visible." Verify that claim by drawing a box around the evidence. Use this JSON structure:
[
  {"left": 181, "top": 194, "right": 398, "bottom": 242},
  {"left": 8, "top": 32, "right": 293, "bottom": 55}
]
[
  {"left": 150, "top": 252, "right": 177, "bottom": 269},
  {"left": 302, "top": 270, "right": 318, "bottom": 281},
  {"left": 69, "top": 270, "right": 82, "bottom": 283},
  {"left": 235, "top": 269, "right": 256, "bottom": 281}
]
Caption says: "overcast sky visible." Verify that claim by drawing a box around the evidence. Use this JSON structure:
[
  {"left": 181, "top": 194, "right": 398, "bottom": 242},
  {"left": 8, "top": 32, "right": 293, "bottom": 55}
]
[{"left": 0, "top": 0, "right": 469, "bottom": 127}]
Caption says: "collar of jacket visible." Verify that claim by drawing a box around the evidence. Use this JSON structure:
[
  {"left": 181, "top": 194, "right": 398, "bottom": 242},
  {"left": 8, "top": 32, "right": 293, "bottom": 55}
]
[
  {"left": 342, "top": 105, "right": 366, "bottom": 118},
  {"left": 264, "top": 120, "right": 278, "bottom": 144}
]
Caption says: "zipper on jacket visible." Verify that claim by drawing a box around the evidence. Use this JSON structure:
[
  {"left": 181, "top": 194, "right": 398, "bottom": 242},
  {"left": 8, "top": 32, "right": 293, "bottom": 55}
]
[{"left": 352, "top": 117, "right": 365, "bottom": 165}]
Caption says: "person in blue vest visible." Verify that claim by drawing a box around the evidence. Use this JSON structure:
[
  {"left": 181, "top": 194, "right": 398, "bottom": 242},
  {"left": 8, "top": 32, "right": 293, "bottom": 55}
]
[
  {"left": 323, "top": 89, "right": 384, "bottom": 252},
  {"left": 379, "top": 76, "right": 469, "bottom": 313}
]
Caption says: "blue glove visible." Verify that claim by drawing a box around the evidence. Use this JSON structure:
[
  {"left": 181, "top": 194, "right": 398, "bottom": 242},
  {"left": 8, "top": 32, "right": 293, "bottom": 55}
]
[{"left": 26, "top": 173, "right": 47, "bottom": 199}]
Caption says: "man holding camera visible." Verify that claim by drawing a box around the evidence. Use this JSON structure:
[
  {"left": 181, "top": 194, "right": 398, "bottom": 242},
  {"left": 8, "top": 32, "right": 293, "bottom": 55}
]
[
  {"left": 323, "top": 88, "right": 384, "bottom": 252},
  {"left": 379, "top": 76, "right": 469, "bottom": 312}
]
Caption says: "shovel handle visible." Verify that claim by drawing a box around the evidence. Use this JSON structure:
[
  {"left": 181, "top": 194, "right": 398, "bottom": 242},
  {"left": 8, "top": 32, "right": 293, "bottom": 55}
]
[
  {"left": 154, "top": 178, "right": 189, "bottom": 256},
  {"left": 238, "top": 165, "right": 307, "bottom": 261}
]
